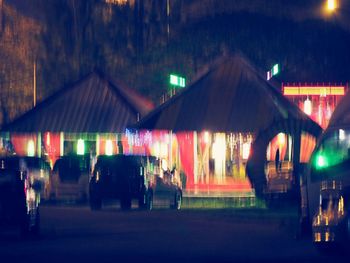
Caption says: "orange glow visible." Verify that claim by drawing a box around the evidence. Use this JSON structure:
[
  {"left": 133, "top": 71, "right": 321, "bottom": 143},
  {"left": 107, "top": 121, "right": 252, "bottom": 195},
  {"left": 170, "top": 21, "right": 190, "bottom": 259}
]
[
  {"left": 105, "top": 0, "right": 128, "bottom": 5},
  {"left": 326, "top": 0, "right": 337, "bottom": 11},
  {"left": 277, "top": 133, "right": 286, "bottom": 146},
  {"left": 283, "top": 86, "right": 345, "bottom": 96}
]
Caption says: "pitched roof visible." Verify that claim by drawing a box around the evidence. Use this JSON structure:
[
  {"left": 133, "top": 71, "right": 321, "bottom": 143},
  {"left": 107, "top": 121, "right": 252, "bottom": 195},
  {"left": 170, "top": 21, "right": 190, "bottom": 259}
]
[
  {"left": 1, "top": 71, "right": 154, "bottom": 133},
  {"left": 134, "top": 53, "right": 314, "bottom": 133}
]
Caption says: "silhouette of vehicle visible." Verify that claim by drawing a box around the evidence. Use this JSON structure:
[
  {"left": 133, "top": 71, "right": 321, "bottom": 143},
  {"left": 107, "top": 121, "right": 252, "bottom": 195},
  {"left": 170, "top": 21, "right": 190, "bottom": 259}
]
[
  {"left": 305, "top": 129, "right": 350, "bottom": 245},
  {"left": 89, "top": 155, "right": 182, "bottom": 210},
  {"left": 49, "top": 155, "right": 90, "bottom": 203},
  {"left": 0, "top": 156, "right": 40, "bottom": 236}
]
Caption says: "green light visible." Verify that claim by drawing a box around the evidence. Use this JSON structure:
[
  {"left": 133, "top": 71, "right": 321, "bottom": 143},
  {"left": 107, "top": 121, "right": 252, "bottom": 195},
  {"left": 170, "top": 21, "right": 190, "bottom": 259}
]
[
  {"left": 272, "top": 64, "right": 279, "bottom": 76},
  {"left": 77, "top": 139, "right": 85, "bottom": 155},
  {"left": 315, "top": 155, "right": 328, "bottom": 169},
  {"left": 170, "top": 74, "right": 186, "bottom": 88}
]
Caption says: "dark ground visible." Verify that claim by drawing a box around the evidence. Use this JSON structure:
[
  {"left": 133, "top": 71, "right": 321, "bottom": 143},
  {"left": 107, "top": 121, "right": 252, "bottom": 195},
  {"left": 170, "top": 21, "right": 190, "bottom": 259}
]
[{"left": 0, "top": 204, "right": 348, "bottom": 263}]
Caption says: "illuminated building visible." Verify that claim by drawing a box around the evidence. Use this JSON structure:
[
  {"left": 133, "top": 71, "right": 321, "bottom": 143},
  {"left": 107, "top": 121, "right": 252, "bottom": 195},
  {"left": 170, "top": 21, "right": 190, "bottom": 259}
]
[
  {"left": 283, "top": 84, "right": 348, "bottom": 129},
  {"left": 0, "top": 71, "right": 154, "bottom": 169},
  {"left": 135, "top": 54, "right": 322, "bottom": 198}
]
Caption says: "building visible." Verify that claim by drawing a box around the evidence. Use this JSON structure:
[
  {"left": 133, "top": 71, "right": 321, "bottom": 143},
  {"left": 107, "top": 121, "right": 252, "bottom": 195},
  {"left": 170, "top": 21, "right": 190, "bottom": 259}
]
[
  {"left": 283, "top": 83, "right": 348, "bottom": 129},
  {"left": 134, "top": 53, "right": 322, "bottom": 198},
  {"left": 0, "top": 70, "right": 154, "bottom": 167}
]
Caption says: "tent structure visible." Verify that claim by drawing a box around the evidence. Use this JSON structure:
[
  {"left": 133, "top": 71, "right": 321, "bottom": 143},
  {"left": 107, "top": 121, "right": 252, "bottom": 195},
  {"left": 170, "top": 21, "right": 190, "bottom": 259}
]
[
  {"left": 135, "top": 53, "right": 316, "bottom": 133},
  {"left": 134, "top": 53, "right": 322, "bottom": 198},
  {"left": 1, "top": 70, "right": 153, "bottom": 133},
  {"left": 0, "top": 71, "right": 154, "bottom": 161}
]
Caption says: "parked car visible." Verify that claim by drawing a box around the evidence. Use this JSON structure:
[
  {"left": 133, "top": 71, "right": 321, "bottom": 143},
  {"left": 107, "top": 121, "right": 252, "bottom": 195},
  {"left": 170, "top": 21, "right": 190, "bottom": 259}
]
[
  {"left": 0, "top": 156, "right": 40, "bottom": 236},
  {"left": 49, "top": 155, "right": 90, "bottom": 203},
  {"left": 305, "top": 127, "right": 350, "bottom": 246},
  {"left": 89, "top": 155, "right": 182, "bottom": 210},
  {"left": 312, "top": 182, "right": 349, "bottom": 244}
]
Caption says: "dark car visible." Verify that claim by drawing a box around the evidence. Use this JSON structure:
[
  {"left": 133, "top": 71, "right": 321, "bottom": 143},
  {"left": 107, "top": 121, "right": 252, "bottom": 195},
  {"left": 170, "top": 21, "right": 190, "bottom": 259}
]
[
  {"left": 312, "top": 183, "right": 349, "bottom": 244},
  {"left": 0, "top": 156, "right": 40, "bottom": 236},
  {"left": 89, "top": 155, "right": 182, "bottom": 210},
  {"left": 49, "top": 155, "right": 90, "bottom": 203}
]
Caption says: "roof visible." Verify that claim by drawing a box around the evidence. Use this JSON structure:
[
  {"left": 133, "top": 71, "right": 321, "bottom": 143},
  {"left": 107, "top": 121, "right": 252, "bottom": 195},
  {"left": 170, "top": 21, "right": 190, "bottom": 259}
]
[
  {"left": 1, "top": 71, "right": 154, "bottom": 133},
  {"left": 134, "top": 53, "right": 314, "bottom": 133}
]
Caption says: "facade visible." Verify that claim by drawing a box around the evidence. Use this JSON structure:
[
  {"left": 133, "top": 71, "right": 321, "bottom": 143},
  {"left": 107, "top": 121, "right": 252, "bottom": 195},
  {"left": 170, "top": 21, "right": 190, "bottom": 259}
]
[
  {"left": 0, "top": 70, "right": 154, "bottom": 169},
  {"left": 134, "top": 53, "right": 322, "bottom": 197},
  {"left": 0, "top": 55, "right": 326, "bottom": 200},
  {"left": 282, "top": 84, "right": 348, "bottom": 129}
]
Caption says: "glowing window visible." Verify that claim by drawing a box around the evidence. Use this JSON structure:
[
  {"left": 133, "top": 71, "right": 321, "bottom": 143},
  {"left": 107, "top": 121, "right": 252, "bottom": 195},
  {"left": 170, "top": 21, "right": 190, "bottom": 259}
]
[{"left": 77, "top": 139, "right": 85, "bottom": 155}]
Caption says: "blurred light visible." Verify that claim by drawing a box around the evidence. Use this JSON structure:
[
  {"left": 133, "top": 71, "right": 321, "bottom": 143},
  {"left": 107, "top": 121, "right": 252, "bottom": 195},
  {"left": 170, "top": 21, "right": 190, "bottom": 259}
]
[
  {"left": 161, "top": 159, "right": 168, "bottom": 172},
  {"left": 60, "top": 132, "right": 64, "bottom": 157},
  {"left": 339, "top": 129, "right": 345, "bottom": 140},
  {"left": 77, "top": 139, "right": 85, "bottom": 155},
  {"left": 314, "top": 232, "right": 321, "bottom": 242},
  {"left": 267, "top": 64, "right": 279, "bottom": 81},
  {"left": 242, "top": 143, "right": 251, "bottom": 160},
  {"left": 46, "top": 132, "right": 50, "bottom": 146},
  {"left": 105, "top": 139, "right": 113, "bottom": 156},
  {"left": 267, "top": 71, "right": 272, "bottom": 80},
  {"left": 212, "top": 134, "right": 226, "bottom": 160},
  {"left": 160, "top": 143, "right": 168, "bottom": 157},
  {"left": 105, "top": 0, "right": 128, "bottom": 5},
  {"left": 277, "top": 133, "right": 286, "bottom": 146},
  {"left": 315, "top": 154, "right": 327, "bottom": 169},
  {"left": 272, "top": 64, "right": 279, "bottom": 76},
  {"left": 170, "top": 74, "right": 186, "bottom": 88},
  {"left": 325, "top": 231, "right": 330, "bottom": 242},
  {"left": 203, "top": 131, "right": 210, "bottom": 144},
  {"left": 327, "top": 0, "right": 337, "bottom": 11},
  {"left": 27, "top": 140, "right": 35, "bottom": 157},
  {"left": 304, "top": 98, "right": 312, "bottom": 115}
]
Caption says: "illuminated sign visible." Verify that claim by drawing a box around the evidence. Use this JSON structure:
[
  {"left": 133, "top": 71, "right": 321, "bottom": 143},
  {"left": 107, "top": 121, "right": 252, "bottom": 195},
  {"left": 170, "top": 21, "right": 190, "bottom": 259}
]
[
  {"left": 283, "top": 86, "right": 345, "bottom": 96},
  {"left": 267, "top": 64, "right": 279, "bottom": 80},
  {"left": 170, "top": 74, "right": 186, "bottom": 88}
]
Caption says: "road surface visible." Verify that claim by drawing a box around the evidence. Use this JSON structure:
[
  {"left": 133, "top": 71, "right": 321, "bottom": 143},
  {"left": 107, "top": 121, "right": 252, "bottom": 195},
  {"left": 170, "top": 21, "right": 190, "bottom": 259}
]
[{"left": 0, "top": 205, "right": 348, "bottom": 263}]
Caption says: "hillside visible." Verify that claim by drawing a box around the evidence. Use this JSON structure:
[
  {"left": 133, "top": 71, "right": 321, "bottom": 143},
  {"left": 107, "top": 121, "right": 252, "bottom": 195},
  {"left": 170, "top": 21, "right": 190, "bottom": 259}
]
[{"left": 1, "top": 0, "right": 350, "bottom": 126}]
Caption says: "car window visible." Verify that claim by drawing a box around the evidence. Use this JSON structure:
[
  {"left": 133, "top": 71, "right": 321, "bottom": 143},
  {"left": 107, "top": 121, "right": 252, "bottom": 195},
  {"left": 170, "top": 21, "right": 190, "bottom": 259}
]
[{"left": 56, "top": 158, "right": 81, "bottom": 182}]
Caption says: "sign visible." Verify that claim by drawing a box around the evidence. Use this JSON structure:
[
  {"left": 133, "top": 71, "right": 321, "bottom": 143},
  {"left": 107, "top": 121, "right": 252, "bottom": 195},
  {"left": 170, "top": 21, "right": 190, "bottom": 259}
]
[
  {"left": 170, "top": 74, "right": 186, "bottom": 88},
  {"left": 267, "top": 64, "right": 279, "bottom": 80}
]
